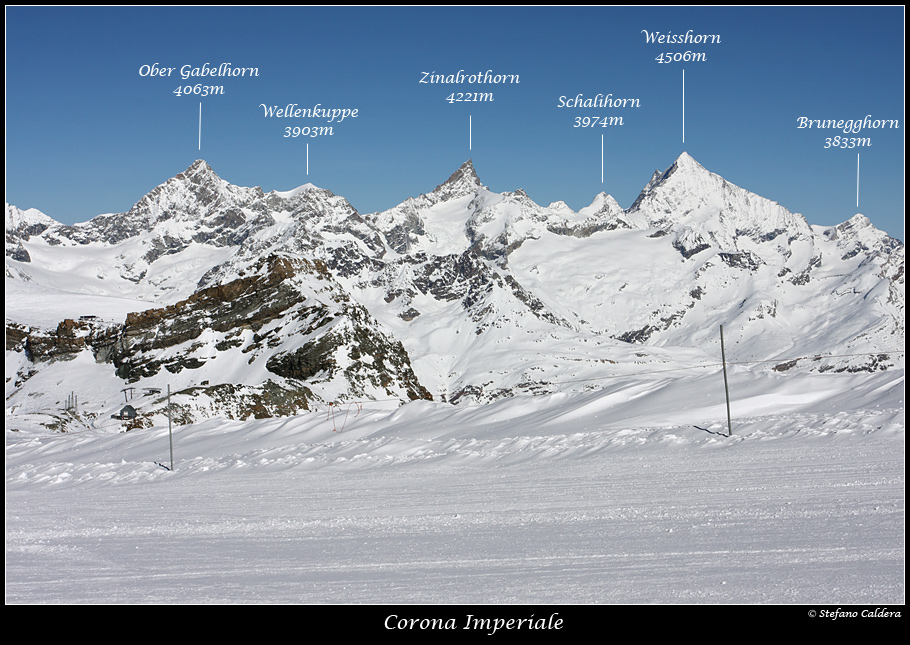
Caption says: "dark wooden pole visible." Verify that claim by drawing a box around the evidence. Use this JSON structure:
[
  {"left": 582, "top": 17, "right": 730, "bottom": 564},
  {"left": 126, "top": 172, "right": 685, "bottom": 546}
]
[
  {"left": 720, "top": 325, "right": 732, "bottom": 437},
  {"left": 168, "top": 385, "right": 174, "bottom": 471}
]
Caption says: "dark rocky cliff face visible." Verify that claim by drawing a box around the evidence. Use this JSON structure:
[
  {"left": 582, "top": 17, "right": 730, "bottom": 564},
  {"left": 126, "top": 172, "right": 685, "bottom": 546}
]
[{"left": 14, "top": 253, "right": 431, "bottom": 421}]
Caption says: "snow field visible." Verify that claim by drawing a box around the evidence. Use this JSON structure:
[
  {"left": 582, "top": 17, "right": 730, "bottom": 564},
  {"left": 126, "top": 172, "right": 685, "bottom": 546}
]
[{"left": 6, "top": 369, "right": 904, "bottom": 604}]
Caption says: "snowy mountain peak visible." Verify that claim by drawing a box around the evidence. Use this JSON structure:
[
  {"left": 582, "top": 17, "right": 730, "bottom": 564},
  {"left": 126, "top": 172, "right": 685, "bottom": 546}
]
[
  {"left": 674, "top": 150, "right": 699, "bottom": 168},
  {"left": 169, "top": 159, "right": 233, "bottom": 194},
  {"left": 579, "top": 191, "right": 623, "bottom": 217},
  {"left": 445, "top": 158, "right": 481, "bottom": 185},
  {"left": 179, "top": 158, "right": 216, "bottom": 178},
  {"left": 5, "top": 204, "right": 60, "bottom": 262},
  {"left": 164, "top": 159, "right": 227, "bottom": 195},
  {"left": 5, "top": 203, "right": 58, "bottom": 230},
  {"left": 822, "top": 213, "right": 873, "bottom": 243},
  {"left": 165, "top": 161, "right": 272, "bottom": 206},
  {"left": 427, "top": 159, "right": 486, "bottom": 203},
  {"left": 270, "top": 183, "right": 319, "bottom": 200},
  {"left": 626, "top": 152, "right": 816, "bottom": 259},
  {"left": 657, "top": 151, "right": 712, "bottom": 186},
  {"left": 839, "top": 213, "right": 873, "bottom": 231},
  {"left": 822, "top": 212, "right": 902, "bottom": 260}
]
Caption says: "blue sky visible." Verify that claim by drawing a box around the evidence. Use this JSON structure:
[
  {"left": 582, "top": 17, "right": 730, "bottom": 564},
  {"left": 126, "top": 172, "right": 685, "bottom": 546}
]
[{"left": 6, "top": 6, "right": 905, "bottom": 240}]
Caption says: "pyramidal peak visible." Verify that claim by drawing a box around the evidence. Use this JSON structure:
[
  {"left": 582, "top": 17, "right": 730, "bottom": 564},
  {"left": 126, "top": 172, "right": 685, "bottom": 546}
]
[
  {"left": 153, "top": 159, "right": 232, "bottom": 202},
  {"left": 640, "top": 151, "right": 742, "bottom": 203},
  {"left": 137, "top": 159, "right": 229, "bottom": 207},
  {"left": 659, "top": 151, "right": 712, "bottom": 183},
  {"left": 674, "top": 150, "right": 700, "bottom": 167},
  {"left": 188, "top": 158, "right": 213, "bottom": 172},
  {"left": 176, "top": 159, "right": 219, "bottom": 183},
  {"left": 628, "top": 152, "right": 706, "bottom": 211},
  {"left": 427, "top": 159, "right": 486, "bottom": 202},
  {"left": 445, "top": 158, "right": 482, "bottom": 185}
]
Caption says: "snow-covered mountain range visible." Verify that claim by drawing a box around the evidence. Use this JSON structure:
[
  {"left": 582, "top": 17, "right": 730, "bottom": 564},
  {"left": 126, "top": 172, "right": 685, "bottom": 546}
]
[{"left": 6, "top": 153, "right": 904, "bottom": 431}]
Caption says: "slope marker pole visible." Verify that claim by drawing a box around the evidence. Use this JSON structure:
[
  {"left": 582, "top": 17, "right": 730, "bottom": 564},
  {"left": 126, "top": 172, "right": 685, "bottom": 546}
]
[
  {"left": 720, "top": 324, "right": 732, "bottom": 436},
  {"left": 168, "top": 384, "right": 174, "bottom": 471}
]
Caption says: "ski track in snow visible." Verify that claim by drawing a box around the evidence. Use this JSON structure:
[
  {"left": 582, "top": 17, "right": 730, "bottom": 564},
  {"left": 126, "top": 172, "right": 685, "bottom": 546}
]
[{"left": 6, "top": 372, "right": 904, "bottom": 605}]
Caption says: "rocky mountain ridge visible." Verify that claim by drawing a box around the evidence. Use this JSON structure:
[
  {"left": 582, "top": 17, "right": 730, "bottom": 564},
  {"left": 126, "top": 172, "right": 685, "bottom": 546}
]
[{"left": 6, "top": 153, "right": 904, "bottom": 430}]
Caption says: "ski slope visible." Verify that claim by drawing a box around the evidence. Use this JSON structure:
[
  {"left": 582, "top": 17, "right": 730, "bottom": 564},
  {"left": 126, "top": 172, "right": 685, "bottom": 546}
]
[{"left": 6, "top": 368, "right": 904, "bottom": 604}]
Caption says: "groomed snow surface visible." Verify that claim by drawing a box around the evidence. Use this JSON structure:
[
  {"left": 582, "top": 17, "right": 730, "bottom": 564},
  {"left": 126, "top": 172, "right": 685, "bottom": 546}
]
[{"left": 6, "top": 367, "right": 903, "bottom": 605}]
